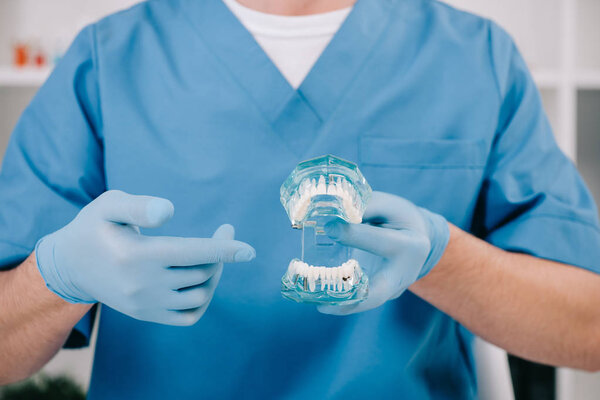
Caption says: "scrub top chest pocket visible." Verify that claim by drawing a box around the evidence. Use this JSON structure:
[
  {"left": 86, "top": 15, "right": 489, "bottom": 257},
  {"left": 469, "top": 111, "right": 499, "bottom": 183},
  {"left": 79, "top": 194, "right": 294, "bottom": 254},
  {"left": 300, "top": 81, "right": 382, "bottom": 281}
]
[{"left": 358, "top": 137, "right": 488, "bottom": 228}]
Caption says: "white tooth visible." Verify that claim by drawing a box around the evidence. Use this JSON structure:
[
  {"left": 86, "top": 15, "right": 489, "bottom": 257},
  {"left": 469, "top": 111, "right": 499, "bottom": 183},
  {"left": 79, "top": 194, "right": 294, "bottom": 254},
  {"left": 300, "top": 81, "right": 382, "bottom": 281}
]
[
  {"left": 345, "top": 263, "right": 353, "bottom": 289},
  {"left": 328, "top": 181, "right": 335, "bottom": 195},
  {"left": 330, "top": 268, "right": 336, "bottom": 290},
  {"left": 333, "top": 267, "right": 339, "bottom": 291},
  {"left": 300, "top": 179, "right": 308, "bottom": 193},
  {"left": 304, "top": 267, "right": 309, "bottom": 290},
  {"left": 312, "top": 267, "right": 318, "bottom": 292},
  {"left": 346, "top": 185, "right": 353, "bottom": 196},
  {"left": 354, "top": 262, "right": 362, "bottom": 279},
  {"left": 300, "top": 262, "right": 309, "bottom": 279},
  {"left": 318, "top": 267, "right": 324, "bottom": 290},
  {"left": 317, "top": 176, "right": 326, "bottom": 194}
]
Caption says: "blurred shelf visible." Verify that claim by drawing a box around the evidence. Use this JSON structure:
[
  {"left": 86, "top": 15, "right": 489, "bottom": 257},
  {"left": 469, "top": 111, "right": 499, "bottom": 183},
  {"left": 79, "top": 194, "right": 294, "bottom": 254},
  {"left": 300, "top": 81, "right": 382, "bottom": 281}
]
[
  {"left": 575, "top": 70, "right": 600, "bottom": 89},
  {"left": 531, "top": 69, "right": 600, "bottom": 90},
  {"left": 0, "top": 66, "right": 51, "bottom": 87}
]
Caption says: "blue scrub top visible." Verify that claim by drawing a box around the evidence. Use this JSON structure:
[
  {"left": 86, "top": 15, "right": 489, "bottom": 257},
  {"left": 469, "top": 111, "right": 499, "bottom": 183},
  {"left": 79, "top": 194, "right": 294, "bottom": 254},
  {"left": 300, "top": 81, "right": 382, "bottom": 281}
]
[{"left": 2, "top": 0, "right": 600, "bottom": 398}]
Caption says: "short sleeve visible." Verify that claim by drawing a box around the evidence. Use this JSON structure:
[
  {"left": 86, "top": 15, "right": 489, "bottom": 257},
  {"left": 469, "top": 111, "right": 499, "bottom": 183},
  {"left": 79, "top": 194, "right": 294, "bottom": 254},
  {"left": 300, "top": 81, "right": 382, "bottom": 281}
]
[
  {"left": 64, "top": 305, "right": 98, "bottom": 349},
  {"left": 0, "top": 26, "right": 105, "bottom": 344},
  {"left": 473, "top": 22, "right": 600, "bottom": 273}
]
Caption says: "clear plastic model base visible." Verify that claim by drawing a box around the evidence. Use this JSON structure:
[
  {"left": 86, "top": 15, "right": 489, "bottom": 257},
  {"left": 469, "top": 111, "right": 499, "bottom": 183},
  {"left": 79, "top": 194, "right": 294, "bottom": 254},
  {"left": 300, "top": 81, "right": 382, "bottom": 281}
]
[{"left": 280, "top": 154, "right": 372, "bottom": 305}]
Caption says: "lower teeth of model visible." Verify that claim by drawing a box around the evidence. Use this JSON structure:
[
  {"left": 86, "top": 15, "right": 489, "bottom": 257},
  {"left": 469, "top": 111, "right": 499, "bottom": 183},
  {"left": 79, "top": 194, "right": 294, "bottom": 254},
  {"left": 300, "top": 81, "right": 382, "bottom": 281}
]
[
  {"left": 286, "top": 259, "right": 362, "bottom": 292},
  {"left": 289, "top": 175, "right": 361, "bottom": 224}
]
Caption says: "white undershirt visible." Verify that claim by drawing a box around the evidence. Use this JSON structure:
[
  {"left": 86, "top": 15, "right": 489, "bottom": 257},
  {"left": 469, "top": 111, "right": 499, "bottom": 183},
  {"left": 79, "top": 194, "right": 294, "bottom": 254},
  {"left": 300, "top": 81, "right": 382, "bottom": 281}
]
[{"left": 223, "top": 0, "right": 352, "bottom": 88}]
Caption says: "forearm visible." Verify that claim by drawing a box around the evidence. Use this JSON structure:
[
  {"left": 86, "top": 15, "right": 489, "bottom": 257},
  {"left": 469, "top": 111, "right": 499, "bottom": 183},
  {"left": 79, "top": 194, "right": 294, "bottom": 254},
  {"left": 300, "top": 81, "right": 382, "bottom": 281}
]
[
  {"left": 411, "top": 224, "right": 600, "bottom": 371},
  {"left": 0, "top": 253, "right": 91, "bottom": 384}
]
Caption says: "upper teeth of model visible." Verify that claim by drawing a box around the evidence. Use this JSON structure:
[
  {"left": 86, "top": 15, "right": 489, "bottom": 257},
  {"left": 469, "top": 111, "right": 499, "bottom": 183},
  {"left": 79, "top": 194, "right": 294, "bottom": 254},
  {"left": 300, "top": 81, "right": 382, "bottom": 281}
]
[
  {"left": 286, "top": 259, "right": 362, "bottom": 292},
  {"left": 289, "top": 175, "right": 361, "bottom": 224}
]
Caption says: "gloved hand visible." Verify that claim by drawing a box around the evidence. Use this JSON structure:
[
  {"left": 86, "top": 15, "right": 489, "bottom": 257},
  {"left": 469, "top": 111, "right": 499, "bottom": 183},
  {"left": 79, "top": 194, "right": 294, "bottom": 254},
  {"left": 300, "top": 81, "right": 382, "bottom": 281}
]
[
  {"left": 318, "top": 191, "right": 449, "bottom": 315},
  {"left": 35, "top": 190, "right": 255, "bottom": 326}
]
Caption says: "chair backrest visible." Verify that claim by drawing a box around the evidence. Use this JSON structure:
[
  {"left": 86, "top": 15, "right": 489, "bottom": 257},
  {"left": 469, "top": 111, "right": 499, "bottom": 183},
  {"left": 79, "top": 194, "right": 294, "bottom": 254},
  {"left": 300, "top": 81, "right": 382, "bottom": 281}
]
[{"left": 474, "top": 337, "right": 515, "bottom": 400}]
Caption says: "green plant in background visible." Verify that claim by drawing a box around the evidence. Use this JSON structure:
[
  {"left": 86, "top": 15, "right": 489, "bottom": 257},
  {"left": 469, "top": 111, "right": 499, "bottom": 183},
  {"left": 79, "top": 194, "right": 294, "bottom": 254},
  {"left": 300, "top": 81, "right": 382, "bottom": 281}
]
[{"left": 1, "top": 375, "right": 85, "bottom": 400}]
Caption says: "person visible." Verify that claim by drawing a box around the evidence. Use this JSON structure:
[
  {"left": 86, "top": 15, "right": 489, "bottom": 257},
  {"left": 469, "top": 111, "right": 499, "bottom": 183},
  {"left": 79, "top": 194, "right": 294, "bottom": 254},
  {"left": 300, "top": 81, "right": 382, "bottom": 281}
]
[{"left": 1, "top": 0, "right": 600, "bottom": 398}]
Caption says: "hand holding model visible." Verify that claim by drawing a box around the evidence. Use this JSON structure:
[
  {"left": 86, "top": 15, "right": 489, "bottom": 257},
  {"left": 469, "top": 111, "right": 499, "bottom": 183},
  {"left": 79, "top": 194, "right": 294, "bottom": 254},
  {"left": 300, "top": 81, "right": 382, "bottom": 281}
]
[
  {"left": 35, "top": 190, "right": 256, "bottom": 326},
  {"left": 318, "top": 191, "right": 449, "bottom": 315}
]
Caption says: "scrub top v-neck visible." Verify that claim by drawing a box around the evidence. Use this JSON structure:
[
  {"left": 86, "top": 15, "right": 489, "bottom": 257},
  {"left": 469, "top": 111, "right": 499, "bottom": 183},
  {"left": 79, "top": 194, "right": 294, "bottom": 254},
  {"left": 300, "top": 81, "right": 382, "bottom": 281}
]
[
  {"left": 1, "top": 0, "right": 600, "bottom": 398},
  {"left": 182, "top": 0, "right": 396, "bottom": 157}
]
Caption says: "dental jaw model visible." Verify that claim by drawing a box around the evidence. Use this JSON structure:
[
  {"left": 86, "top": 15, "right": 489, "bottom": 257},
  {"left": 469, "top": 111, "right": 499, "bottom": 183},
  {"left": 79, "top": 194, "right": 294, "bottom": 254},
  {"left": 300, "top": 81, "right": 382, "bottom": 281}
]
[{"left": 280, "top": 155, "right": 372, "bottom": 305}]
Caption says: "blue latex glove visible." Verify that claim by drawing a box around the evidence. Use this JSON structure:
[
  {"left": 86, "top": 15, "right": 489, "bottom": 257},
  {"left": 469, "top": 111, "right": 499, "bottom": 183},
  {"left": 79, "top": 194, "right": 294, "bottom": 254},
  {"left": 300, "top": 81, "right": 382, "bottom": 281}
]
[
  {"left": 318, "top": 191, "right": 449, "bottom": 315},
  {"left": 35, "top": 190, "right": 255, "bottom": 326}
]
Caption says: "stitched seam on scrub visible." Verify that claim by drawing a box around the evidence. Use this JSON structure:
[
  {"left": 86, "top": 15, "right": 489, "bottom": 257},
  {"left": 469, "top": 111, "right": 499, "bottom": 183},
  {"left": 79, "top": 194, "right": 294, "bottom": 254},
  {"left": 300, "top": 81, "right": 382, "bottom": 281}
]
[
  {"left": 89, "top": 24, "right": 105, "bottom": 139},
  {"left": 486, "top": 19, "right": 503, "bottom": 105},
  {"left": 308, "top": 0, "right": 401, "bottom": 131},
  {"left": 178, "top": 10, "right": 300, "bottom": 158}
]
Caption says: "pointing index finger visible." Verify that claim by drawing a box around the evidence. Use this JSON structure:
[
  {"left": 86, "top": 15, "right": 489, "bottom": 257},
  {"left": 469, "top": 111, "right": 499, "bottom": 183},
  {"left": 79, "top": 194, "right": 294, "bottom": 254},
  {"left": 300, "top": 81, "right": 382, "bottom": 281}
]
[{"left": 141, "top": 236, "right": 256, "bottom": 266}]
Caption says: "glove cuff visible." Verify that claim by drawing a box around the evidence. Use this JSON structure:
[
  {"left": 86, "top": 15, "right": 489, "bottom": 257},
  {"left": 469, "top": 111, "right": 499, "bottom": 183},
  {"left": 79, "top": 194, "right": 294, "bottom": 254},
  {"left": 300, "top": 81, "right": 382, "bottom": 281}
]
[
  {"left": 35, "top": 235, "right": 95, "bottom": 304},
  {"left": 418, "top": 209, "right": 450, "bottom": 279}
]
